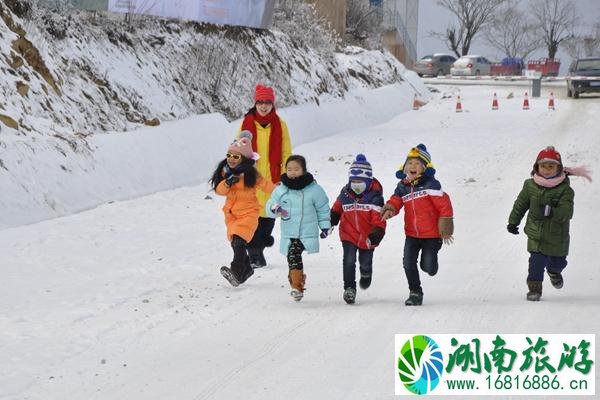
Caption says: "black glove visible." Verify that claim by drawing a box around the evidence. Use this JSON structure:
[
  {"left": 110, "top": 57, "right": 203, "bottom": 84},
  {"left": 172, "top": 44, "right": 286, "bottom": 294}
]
[
  {"left": 367, "top": 227, "right": 385, "bottom": 246},
  {"left": 225, "top": 175, "right": 240, "bottom": 187},
  {"left": 330, "top": 211, "right": 341, "bottom": 227},
  {"left": 541, "top": 204, "right": 553, "bottom": 218},
  {"left": 507, "top": 224, "right": 519, "bottom": 235},
  {"left": 320, "top": 227, "right": 333, "bottom": 239}
]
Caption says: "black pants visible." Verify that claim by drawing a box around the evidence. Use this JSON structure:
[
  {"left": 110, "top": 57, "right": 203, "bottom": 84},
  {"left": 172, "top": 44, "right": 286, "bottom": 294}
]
[
  {"left": 342, "top": 241, "right": 374, "bottom": 289},
  {"left": 231, "top": 235, "right": 253, "bottom": 282},
  {"left": 403, "top": 236, "right": 442, "bottom": 293},
  {"left": 248, "top": 217, "right": 275, "bottom": 249},
  {"left": 287, "top": 239, "right": 305, "bottom": 270}
]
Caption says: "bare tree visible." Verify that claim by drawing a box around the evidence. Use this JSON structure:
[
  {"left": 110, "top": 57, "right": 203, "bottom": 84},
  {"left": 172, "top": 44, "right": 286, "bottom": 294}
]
[
  {"left": 563, "top": 22, "right": 600, "bottom": 59},
  {"left": 433, "top": 0, "right": 507, "bottom": 57},
  {"left": 345, "top": 0, "right": 384, "bottom": 48},
  {"left": 530, "top": 0, "right": 578, "bottom": 59},
  {"left": 484, "top": 0, "right": 540, "bottom": 59}
]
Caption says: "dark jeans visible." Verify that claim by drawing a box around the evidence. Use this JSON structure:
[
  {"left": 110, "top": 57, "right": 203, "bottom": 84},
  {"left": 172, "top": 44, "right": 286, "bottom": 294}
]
[
  {"left": 528, "top": 252, "right": 567, "bottom": 281},
  {"left": 403, "top": 236, "right": 442, "bottom": 293},
  {"left": 342, "top": 241, "right": 374, "bottom": 289},
  {"left": 287, "top": 239, "right": 305, "bottom": 270},
  {"left": 248, "top": 217, "right": 275, "bottom": 249}
]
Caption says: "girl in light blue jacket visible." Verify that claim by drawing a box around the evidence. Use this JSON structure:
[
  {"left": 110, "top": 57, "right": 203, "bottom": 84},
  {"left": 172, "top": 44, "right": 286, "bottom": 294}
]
[{"left": 266, "top": 155, "right": 331, "bottom": 301}]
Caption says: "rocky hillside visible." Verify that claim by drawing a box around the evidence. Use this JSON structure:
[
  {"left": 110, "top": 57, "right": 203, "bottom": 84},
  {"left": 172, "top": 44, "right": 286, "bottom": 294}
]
[{"left": 0, "top": 1, "right": 406, "bottom": 138}]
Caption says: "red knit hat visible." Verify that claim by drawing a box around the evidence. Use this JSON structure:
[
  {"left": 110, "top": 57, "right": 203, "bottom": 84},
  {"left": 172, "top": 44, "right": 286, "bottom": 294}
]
[
  {"left": 536, "top": 146, "right": 562, "bottom": 165},
  {"left": 254, "top": 84, "right": 275, "bottom": 103}
]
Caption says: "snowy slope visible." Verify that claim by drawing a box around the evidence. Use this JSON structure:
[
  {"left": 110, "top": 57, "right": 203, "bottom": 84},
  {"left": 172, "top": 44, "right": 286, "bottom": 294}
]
[
  {"left": 0, "top": 80, "right": 428, "bottom": 229},
  {"left": 1, "top": 85, "right": 598, "bottom": 400}
]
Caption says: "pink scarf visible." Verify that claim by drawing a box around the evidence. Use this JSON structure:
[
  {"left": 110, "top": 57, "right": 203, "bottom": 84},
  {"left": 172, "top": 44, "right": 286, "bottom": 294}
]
[{"left": 533, "top": 165, "right": 593, "bottom": 188}]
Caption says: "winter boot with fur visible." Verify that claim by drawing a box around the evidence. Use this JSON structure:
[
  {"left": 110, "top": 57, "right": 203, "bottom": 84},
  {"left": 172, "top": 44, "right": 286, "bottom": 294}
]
[
  {"left": 343, "top": 287, "right": 356, "bottom": 304},
  {"left": 359, "top": 273, "right": 372, "bottom": 290},
  {"left": 288, "top": 269, "right": 306, "bottom": 301},
  {"left": 547, "top": 271, "right": 564, "bottom": 289},
  {"left": 405, "top": 290, "right": 423, "bottom": 306},
  {"left": 526, "top": 280, "right": 543, "bottom": 301}
]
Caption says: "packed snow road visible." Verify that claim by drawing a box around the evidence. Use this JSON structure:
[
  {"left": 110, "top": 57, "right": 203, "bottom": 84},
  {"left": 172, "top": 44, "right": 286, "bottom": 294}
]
[{"left": 1, "top": 85, "right": 599, "bottom": 400}]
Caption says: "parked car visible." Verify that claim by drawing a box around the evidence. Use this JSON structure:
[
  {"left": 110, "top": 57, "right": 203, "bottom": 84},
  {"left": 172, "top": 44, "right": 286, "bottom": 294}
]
[
  {"left": 414, "top": 54, "right": 456, "bottom": 77},
  {"left": 450, "top": 55, "right": 492, "bottom": 76},
  {"left": 490, "top": 57, "right": 525, "bottom": 76},
  {"left": 566, "top": 57, "right": 600, "bottom": 98}
]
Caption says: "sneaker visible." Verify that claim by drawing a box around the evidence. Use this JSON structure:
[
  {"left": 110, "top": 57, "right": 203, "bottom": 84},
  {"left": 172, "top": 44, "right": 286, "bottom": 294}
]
[
  {"left": 547, "top": 271, "right": 563, "bottom": 289},
  {"left": 290, "top": 289, "right": 303, "bottom": 301},
  {"left": 405, "top": 291, "right": 423, "bottom": 306},
  {"left": 343, "top": 287, "right": 356, "bottom": 304},
  {"left": 359, "top": 274, "right": 372, "bottom": 290}
]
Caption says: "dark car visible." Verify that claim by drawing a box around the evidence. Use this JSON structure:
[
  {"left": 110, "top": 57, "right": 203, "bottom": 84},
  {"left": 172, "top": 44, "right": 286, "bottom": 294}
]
[
  {"left": 414, "top": 54, "right": 456, "bottom": 77},
  {"left": 566, "top": 57, "right": 600, "bottom": 98}
]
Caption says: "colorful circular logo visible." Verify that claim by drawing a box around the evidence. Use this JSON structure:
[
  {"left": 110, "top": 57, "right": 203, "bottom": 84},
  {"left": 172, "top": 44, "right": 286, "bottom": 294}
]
[{"left": 397, "top": 335, "right": 444, "bottom": 395}]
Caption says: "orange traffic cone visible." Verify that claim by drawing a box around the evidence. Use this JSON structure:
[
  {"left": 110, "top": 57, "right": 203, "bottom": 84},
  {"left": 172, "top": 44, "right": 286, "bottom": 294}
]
[
  {"left": 492, "top": 93, "right": 499, "bottom": 110},
  {"left": 548, "top": 92, "right": 555, "bottom": 110},
  {"left": 412, "top": 94, "right": 420, "bottom": 110},
  {"left": 456, "top": 95, "right": 462, "bottom": 113},
  {"left": 523, "top": 92, "right": 530, "bottom": 110}
]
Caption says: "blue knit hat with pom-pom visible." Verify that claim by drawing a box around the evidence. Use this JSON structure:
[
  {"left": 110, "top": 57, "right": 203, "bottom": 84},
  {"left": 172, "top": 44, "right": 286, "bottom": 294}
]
[
  {"left": 396, "top": 144, "right": 436, "bottom": 179},
  {"left": 349, "top": 154, "right": 373, "bottom": 184}
]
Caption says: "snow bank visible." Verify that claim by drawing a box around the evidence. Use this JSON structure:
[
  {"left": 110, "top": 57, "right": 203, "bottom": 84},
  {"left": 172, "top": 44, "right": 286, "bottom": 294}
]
[{"left": 0, "top": 82, "right": 422, "bottom": 229}]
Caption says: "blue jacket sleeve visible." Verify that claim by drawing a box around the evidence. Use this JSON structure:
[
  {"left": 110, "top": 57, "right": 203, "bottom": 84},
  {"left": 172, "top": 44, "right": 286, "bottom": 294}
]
[
  {"left": 313, "top": 184, "right": 331, "bottom": 230},
  {"left": 266, "top": 185, "right": 286, "bottom": 218}
]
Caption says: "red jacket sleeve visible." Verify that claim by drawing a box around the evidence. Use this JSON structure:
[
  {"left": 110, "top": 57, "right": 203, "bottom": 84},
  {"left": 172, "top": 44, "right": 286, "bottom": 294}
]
[
  {"left": 332, "top": 198, "right": 343, "bottom": 215},
  {"left": 431, "top": 192, "right": 453, "bottom": 218},
  {"left": 386, "top": 194, "right": 404, "bottom": 214}
]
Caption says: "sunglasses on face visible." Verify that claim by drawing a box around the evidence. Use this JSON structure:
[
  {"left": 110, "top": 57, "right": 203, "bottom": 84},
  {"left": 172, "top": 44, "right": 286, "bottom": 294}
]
[
  {"left": 226, "top": 153, "right": 241, "bottom": 160},
  {"left": 256, "top": 101, "right": 273, "bottom": 106}
]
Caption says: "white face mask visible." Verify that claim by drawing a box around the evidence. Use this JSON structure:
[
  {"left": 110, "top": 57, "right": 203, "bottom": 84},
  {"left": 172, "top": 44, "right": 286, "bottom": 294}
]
[{"left": 350, "top": 181, "right": 367, "bottom": 195}]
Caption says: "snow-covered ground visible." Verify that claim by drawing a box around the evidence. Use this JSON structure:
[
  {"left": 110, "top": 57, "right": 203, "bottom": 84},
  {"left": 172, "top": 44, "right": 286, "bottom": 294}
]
[{"left": 1, "top": 84, "right": 599, "bottom": 400}]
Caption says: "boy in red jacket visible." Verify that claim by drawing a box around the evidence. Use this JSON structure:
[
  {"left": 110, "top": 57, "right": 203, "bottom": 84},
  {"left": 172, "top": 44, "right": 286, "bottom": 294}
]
[
  {"left": 381, "top": 144, "right": 454, "bottom": 306},
  {"left": 330, "top": 154, "right": 386, "bottom": 304}
]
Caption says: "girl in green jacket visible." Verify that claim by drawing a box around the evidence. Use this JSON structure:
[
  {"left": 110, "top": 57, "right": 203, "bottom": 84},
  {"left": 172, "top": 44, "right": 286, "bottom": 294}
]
[{"left": 507, "top": 146, "right": 591, "bottom": 301}]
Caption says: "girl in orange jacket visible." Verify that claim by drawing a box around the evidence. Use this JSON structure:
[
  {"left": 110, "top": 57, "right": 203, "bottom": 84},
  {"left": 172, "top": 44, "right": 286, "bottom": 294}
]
[{"left": 210, "top": 131, "right": 275, "bottom": 287}]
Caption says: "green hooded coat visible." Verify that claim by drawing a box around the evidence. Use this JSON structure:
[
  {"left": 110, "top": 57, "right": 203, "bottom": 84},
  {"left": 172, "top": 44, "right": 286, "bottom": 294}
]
[{"left": 508, "top": 177, "right": 574, "bottom": 257}]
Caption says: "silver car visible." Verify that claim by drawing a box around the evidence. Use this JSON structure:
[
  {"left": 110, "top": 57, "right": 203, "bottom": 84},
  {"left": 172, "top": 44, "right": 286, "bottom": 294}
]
[
  {"left": 414, "top": 54, "right": 457, "bottom": 77},
  {"left": 451, "top": 55, "right": 492, "bottom": 76}
]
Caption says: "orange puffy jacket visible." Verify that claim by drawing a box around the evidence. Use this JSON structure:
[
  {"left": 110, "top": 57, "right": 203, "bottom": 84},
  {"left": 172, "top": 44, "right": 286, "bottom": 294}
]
[{"left": 216, "top": 176, "right": 275, "bottom": 243}]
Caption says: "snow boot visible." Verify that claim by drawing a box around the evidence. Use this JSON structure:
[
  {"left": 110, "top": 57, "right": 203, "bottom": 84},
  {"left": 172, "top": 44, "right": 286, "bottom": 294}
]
[
  {"left": 343, "top": 287, "right": 356, "bottom": 304},
  {"left": 223, "top": 260, "right": 253, "bottom": 287},
  {"left": 288, "top": 269, "right": 306, "bottom": 301},
  {"left": 247, "top": 248, "right": 266, "bottom": 269},
  {"left": 359, "top": 274, "right": 372, "bottom": 290},
  {"left": 526, "top": 280, "right": 543, "bottom": 301},
  {"left": 547, "top": 271, "right": 564, "bottom": 289},
  {"left": 257, "top": 248, "right": 267, "bottom": 268},
  {"left": 405, "top": 291, "right": 423, "bottom": 306},
  {"left": 220, "top": 266, "right": 240, "bottom": 287}
]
